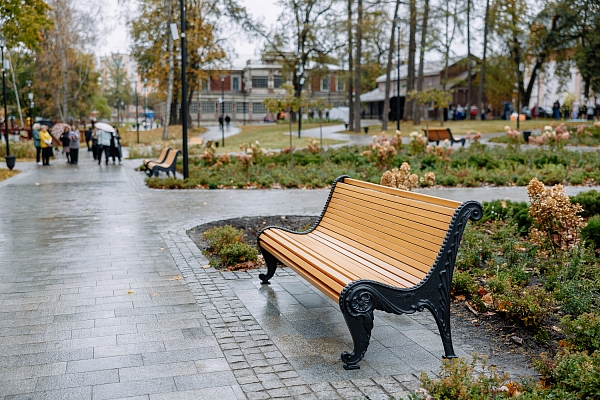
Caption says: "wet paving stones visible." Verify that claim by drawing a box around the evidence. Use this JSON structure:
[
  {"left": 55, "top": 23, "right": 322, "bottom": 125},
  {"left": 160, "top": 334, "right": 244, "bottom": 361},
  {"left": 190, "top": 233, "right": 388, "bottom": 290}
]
[{"left": 0, "top": 154, "right": 493, "bottom": 398}]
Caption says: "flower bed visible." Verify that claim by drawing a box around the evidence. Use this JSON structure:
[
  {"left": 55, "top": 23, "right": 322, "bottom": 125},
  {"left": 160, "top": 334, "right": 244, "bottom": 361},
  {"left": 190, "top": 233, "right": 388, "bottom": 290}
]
[{"left": 146, "top": 131, "right": 600, "bottom": 189}]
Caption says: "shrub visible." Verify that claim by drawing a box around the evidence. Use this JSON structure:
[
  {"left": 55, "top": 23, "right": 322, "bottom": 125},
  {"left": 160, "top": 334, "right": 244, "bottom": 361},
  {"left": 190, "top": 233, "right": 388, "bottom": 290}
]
[
  {"left": 561, "top": 313, "right": 600, "bottom": 353},
  {"left": 571, "top": 190, "right": 600, "bottom": 218},
  {"left": 218, "top": 242, "right": 258, "bottom": 267},
  {"left": 419, "top": 355, "right": 516, "bottom": 400},
  {"left": 550, "top": 350, "right": 600, "bottom": 398},
  {"left": 203, "top": 225, "right": 245, "bottom": 255},
  {"left": 495, "top": 286, "right": 553, "bottom": 327},
  {"left": 452, "top": 271, "right": 477, "bottom": 295},
  {"left": 582, "top": 215, "right": 600, "bottom": 249}
]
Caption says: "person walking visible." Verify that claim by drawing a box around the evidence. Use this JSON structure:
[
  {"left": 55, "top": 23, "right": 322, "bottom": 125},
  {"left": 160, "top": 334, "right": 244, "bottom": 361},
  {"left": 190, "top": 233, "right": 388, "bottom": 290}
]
[
  {"left": 110, "top": 128, "right": 122, "bottom": 164},
  {"left": 587, "top": 99, "right": 595, "bottom": 121},
  {"left": 40, "top": 125, "right": 53, "bottom": 166},
  {"left": 553, "top": 100, "right": 561, "bottom": 120},
  {"left": 572, "top": 100, "right": 580, "bottom": 120},
  {"left": 218, "top": 115, "right": 224, "bottom": 131},
  {"left": 85, "top": 124, "right": 93, "bottom": 151},
  {"left": 96, "top": 127, "right": 112, "bottom": 165},
  {"left": 69, "top": 127, "right": 80, "bottom": 165},
  {"left": 60, "top": 125, "right": 71, "bottom": 164},
  {"left": 32, "top": 123, "right": 41, "bottom": 165},
  {"left": 225, "top": 115, "right": 231, "bottom": 131}
]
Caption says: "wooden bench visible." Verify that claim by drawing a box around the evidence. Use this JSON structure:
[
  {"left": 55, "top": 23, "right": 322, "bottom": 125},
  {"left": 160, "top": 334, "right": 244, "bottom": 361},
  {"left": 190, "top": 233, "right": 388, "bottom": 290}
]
[
  {"left": 146, "top": 148, "right": 181, "bottom": 178},
  {"left": 258, "top": 176, "right": 482, "bottom": 370},
  {"left": 424, "top": 127, "right": 466, "bottom": 147},
  {"left": 144, "top": 148, "right": 170, "bottom": 174}
]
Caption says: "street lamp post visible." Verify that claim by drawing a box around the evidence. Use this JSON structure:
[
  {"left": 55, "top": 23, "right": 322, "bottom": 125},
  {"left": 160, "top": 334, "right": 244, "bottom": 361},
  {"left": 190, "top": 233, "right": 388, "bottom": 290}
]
[
  {"left": 242, "top": 76, "right": 247, "bottom": 126},
  {"left": 179, "top": 0, "right": 189, "bottom": 179},
  {"left": 517, "top": 51, "right": 523, "bottom": 131},
  {"left": 394, "top": 17, "right": 402, "bottom": 132},
  {"left": 220, "top": 75, "right": 225, "bottom": 147},
  {"left": 0, "top": 36, "right": 14, "bottom": 170},
  {"left": 135, "top": 80, "right": 139, "bottom": 144},
  {"left": 296, "top": 62, "right": 305, "bottom": 138},
  {"left": 26, "top": 80, "right": 33, "bottom": 137}
]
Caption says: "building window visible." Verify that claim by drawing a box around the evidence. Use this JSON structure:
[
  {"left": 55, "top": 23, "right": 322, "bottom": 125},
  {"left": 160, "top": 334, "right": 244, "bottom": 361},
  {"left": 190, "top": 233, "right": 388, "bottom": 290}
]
[
  {"left": 232, "top": 76, "right": 240, "bottom": 91},
  {"left": 201, "top": 101, "right": 215, "bottom": 114},
  {"left": 221, "top": 101, "right": 232, "bottom": 114},
  {"left": 190, "top": 101, "right": 198, "bottom": 114},
  {"left": 237, "top": 102, "right": 248, "bottom": 113},
  {"left": 337, "top": 78, "right": 345, "bottom": 92},
  {"left": 274, "top": 75, "right": 283, "bottom": 88},
  {"left": 321, "top": 77, "right": 330, "bottom": 92},
  {"left": 252, "top": 76, "right": 268, "bottom": 88},
  {"left": 252, "top": 102, "right": 267, "bottom": 114}
]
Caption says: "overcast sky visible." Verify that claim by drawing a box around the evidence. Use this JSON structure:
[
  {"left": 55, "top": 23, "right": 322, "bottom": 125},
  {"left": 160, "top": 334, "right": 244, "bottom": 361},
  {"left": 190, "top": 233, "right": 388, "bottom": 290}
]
[{"left": 95, "top": 0, "right": 281, "bottom": 66}]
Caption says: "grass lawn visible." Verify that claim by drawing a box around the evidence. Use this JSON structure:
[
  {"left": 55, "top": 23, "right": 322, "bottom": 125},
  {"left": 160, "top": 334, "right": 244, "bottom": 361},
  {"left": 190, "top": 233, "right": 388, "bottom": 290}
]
[
  {"left": 120, "top": 125, "right": 206, "bottom": 146},
  {"left": 214, "top": 122, "right": 344, "bottom": 154},
  {"left": 0, "top": 168, "right": 19, "bottom": 182},
  {"left": 340, "top": 118, "right": 581, "bottom": 136}
]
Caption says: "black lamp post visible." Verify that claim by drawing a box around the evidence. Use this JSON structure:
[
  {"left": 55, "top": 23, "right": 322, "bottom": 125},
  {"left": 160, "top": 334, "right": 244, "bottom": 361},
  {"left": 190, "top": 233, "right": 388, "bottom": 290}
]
[
  {"left": 242, "top": 76, "right": 247, "bottom": 126},
  {"left": 220, "top": 75, "right": 225, "bottom": 147},
  {"left": 26, "top": 80, "right": 33, "bottom": 137},
  {"left": 394, "top": 17, "right": 402, "bottom": 131},
  {"left": 1, "top": 35, "right": 14, "bottom": 170},
  {"left": 135, "top": 80, "right": 139, "bottom": 144},
  {"left": 296, "top": 61, "right": 305, "bottom": 138},
  {"left": 178, "top": 0, "right": 189, "bottom": 179},
  {"left": 516, "top": 44, "right": 522, "bottom": 131}
]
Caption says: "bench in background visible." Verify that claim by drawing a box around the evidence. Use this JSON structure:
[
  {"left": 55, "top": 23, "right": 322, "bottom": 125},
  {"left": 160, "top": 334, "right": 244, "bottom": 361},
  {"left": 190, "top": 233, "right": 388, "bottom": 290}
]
[{"left": 424, "top": 127, "right": 466, "bottom": 147}]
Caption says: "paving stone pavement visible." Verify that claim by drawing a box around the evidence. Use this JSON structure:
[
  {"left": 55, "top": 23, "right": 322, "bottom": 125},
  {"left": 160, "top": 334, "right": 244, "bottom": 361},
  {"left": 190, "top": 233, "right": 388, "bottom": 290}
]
[{"left": 1, "top": 150, "right": 572, "bottom": 399}]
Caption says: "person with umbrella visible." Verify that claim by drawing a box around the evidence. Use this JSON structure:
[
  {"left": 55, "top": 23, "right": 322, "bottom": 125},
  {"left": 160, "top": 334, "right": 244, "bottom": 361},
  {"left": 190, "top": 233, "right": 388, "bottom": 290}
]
[
  {"left": 95, "top": 122, "right": 114, "bottom": 165},
  {"left": 60, "top": 125, "right": 71, "bottom": 164}
]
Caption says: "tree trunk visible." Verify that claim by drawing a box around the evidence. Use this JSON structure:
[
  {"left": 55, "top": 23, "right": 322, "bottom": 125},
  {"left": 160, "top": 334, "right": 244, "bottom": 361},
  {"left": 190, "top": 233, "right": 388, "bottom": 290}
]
[
  {"left": 404, "top": 0, "right": 417, "bottom": 121},
  {"left": 477, "top": 0, "right": 490, "bottom": 120},
  {"left": 414, "top": 0, "right": 430, "bottom": 126},
  {"left": 382, "top": 0, "right": 401, "bottom": 131},
  {"left": 353, "top": 0, "right": 363, "bottom": 132},
  {"left": 466, "top": 0, "right": 472, "bottom": 113},
  {"left": 347, "top": 0, "right": 354, "bottom": 131},
  {"left": 164, "top": 0, "right": 174, "bottom": 140}
]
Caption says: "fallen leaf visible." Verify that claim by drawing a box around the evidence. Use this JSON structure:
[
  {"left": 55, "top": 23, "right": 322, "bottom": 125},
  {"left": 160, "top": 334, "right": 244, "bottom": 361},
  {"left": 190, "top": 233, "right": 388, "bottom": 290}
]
[
  {"left": 159, "top": 248, "right": 164, "bottom": 251},
  {"left": 203, "top": 202, "right": 207, "bottom": 205},
  {"left": 169, "top": 276, "right": 182, "bottom": 281},
  {"left": 35, "top": 182, "right": 40, "bottom": 186},
  {"left": 126, "top": 290, "right": 134, "bottom": 295},
  {"left": 152, "top": 293, "right": 157, "bottom": 297},
  {"left": 482, "top": 293, "right": 494, "bottom": 307},
  {"left": 455, "top": 295, "right": 466, "bottom": 301},
  {"left": 551, "top": 325, "right": 561, "bottom": 332},
  {"left": 201, "top": 265, "right": 211, "bottom": 269},
  {"left": 477, "top": 287, "right": 488, "bottom": 296}
]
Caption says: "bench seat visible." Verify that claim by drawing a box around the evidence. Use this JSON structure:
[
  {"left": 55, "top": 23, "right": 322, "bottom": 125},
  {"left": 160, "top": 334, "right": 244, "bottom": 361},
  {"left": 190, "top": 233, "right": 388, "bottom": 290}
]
[
  {"left": 258, "top": 176, "right": 482, "bottom": 369},
  {"left": 424, "top": 127, "right": 466, "bottom": 147}
]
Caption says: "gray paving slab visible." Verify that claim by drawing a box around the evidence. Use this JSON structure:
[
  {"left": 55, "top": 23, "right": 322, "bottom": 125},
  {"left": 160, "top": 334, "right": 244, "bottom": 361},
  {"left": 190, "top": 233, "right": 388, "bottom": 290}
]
[{"left": 0, "top": 151, "right": 549, "bottom": 398}]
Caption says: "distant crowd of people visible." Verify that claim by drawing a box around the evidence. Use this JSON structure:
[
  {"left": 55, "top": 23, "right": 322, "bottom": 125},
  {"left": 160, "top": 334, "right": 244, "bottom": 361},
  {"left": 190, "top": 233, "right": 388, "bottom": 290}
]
[{"left": 29, "top": 120, "right": 121, "bottom": 166}]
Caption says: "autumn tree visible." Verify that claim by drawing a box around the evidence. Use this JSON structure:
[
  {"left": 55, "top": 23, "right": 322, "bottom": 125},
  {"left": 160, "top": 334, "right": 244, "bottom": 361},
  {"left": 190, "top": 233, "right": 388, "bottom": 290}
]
[{"left": 0, "top": 0, "right": 52, "bottom": 49}]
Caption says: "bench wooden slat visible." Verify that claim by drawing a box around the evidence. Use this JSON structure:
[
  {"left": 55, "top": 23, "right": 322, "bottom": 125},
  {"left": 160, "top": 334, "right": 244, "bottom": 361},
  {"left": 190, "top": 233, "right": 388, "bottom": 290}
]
[
  {"left": 277, "top": 231, "right": 410, "bottom": 288},
  {"left": 336, "top": 185, "right": 454, "bottom": 224},
  {"left": 343, "top": 178, "right": 461, "bottom": 209},
  {"left": 307, "top": 231, "right": 417, "bottom": 287},
  {"left": 318, "top": 219, "right": 432, "bottom": 274},
  {"left": 330, "top": 193, "right": 447, "bottom": 243},
  {"left": 337, "top": 182, "right": 457, "bottom": 218},
  {"left": 323, "top": 210, "right": 438, "bottom": 265},
  {"left": 260, "top": 234, "right": 348, "bottom": 292},
  {"left": 327, "top": 199, "right": 444, "bottom": 250},
  {"left": 313, "top": 226, "right": 427, "bottom": 282},
  {"left": 260, "top": 241, "right": 340, "bottom": 301},
  {"left": 266, "top": 230, "right": 380, "bottom": 285}
]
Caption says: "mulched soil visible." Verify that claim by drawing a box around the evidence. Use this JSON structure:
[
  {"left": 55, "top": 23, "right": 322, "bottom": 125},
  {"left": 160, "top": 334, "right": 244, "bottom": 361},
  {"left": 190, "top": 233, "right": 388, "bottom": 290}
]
[{"left": 188, "top": 215, "right": 541, "bottom": 379}]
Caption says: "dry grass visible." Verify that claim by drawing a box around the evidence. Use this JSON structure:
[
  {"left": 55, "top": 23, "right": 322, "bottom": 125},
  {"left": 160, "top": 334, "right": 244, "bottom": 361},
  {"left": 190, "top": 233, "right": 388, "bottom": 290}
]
[
  {"left": 214, "top": 123, "right": 343, "bottom": 153},
  {"left": 0, "top": 168, "right": 19, "bottom": 182},
  {"left": 120, "top": 125, "right": 206, "bottom": 146},
  {"left": 341, "top": 118, "right": 580, "bottom": 136}
]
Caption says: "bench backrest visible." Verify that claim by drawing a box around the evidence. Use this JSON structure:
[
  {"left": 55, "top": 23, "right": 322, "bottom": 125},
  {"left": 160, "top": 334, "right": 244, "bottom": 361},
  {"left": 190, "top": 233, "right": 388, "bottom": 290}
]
[
  {"left": 424, "top": 128, "right": 451, "bottom": 141},
  {"left": 315, "top": 178, "right": 461, "bottom": 287},
  {"left": 159, "top": 148, "right": 179, "bottom": 167},
  {"left": 157, "top": 147, "right": 170, "bottom": 163}
]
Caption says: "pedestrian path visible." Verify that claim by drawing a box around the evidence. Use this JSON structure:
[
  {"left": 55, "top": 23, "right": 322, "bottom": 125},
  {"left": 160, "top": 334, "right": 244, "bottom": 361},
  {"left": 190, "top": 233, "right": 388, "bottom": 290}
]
[
  {"left": 0, "top": 153, "right": 552, "bottom": 399},
  {"left": 200, "top": 125, "right": 242, "bottom": 142}
]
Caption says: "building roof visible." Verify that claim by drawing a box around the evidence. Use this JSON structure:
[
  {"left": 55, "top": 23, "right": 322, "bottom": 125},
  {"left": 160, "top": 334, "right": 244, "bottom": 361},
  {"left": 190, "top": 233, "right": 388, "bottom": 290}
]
[{"left": 375, "top": 56, "right": 466, "bottom": 83}]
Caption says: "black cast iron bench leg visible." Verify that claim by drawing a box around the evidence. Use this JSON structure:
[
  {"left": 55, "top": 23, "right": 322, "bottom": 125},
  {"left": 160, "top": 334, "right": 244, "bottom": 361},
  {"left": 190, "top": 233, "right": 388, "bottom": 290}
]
[{"left": 259, "top": 247, "right": 278, "bottom": 284}]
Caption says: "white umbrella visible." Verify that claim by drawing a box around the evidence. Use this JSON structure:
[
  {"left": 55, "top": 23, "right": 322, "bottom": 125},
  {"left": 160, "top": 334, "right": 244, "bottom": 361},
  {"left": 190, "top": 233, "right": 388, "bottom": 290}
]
[{"left": 95, "top": 122, "right": 115, "bottom": 133}]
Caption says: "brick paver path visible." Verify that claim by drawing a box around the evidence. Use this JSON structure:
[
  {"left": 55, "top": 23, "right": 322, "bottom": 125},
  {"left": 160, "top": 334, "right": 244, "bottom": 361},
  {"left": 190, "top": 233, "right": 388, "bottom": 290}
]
[{"left": 0, "top": 151, "right": 551, "bottom": 399}]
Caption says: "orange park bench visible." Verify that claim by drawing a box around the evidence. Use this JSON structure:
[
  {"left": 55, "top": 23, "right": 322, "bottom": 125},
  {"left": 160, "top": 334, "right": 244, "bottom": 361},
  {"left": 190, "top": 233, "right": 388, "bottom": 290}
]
[
  {"left": 146, "top": 148, "right": 181, "bottom": 178},
  {"left": 258, "top": 176, "right": 482, "bottom": 370},
  {"left": 144, "top": 147, "right": 171, "bottom": 174},
  {"left": 424, "top": 127, "right": 466, "bottom": 147}
]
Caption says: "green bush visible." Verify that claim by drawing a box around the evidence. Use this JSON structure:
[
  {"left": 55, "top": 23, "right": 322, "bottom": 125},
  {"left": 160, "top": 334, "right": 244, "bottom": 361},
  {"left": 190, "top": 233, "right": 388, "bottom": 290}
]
[
  {"left": 570, "top": 190, "right": 600, "bottom": 218},
  {"left": 561, "top": 313, "right": 600, "bottom": 353},
  {"left": 496, "top": 286, "right": 553, "bottom": 327},
  {"left": 218, "top": 242, "right": 258, "bottom": 267},
  {"left": 0, "top": 141, "right": 38, "bottom": 158},
  {"left": 452, "top": 271, "right": 477, "bottom": 295},
  {"left": 481, "top": 200, "right": 532, "bottom": 235},
  {"left": 551, "top": 350, "right": 600, "bottom": 398},
  {"left": 203, "top": 225, "right": 245, "bottom": 255}
]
